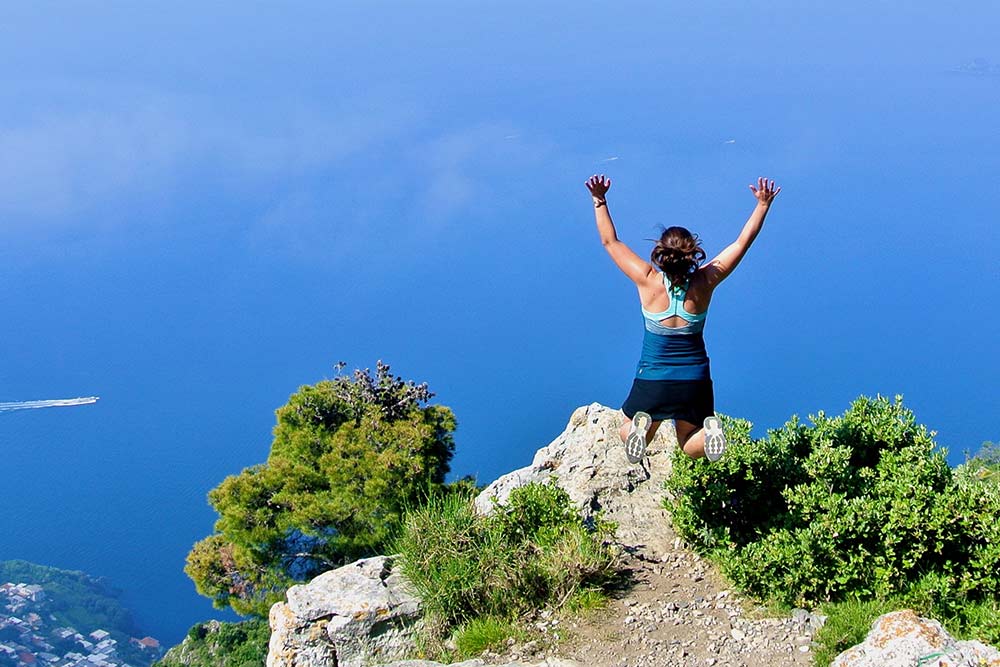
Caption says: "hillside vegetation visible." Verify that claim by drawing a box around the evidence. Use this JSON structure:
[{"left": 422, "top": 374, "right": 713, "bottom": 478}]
[
  {"left": 0, "top": 560, "right": 138, "bottom": 637},
  {"left": 0, "top": 560, "right": 155, "bottom": 666},
  {"left": 154, "top": 620, "right": 269, "bottom": 667}
]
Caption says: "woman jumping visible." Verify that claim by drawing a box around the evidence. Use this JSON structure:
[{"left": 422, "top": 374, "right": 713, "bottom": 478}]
[{"left": 586, "top": 174, "right": 781, "bottom": 463}]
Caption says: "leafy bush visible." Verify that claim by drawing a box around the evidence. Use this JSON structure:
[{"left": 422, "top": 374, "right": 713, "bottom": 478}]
[
  {"left": 185, "top": 362, "right": 455, "bottom": 616},
  {"left": 395, "top": 481, "right": 618, "bottom": 639},
  {"left": 155, "top": 619, "right": 269, "bottom": 667},
  {"left": 666, "top": 395, "right": 1000, "bottom": 626}
]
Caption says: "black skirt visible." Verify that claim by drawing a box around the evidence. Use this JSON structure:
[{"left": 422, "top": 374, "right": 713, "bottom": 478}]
[{"left": 621, "top": 378, "right": 715, "bottom": 425}]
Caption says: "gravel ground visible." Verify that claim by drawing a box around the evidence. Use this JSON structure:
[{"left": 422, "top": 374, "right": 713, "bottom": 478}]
[{"left": 483, "top": 537, "right": 827, "bottom": 667}]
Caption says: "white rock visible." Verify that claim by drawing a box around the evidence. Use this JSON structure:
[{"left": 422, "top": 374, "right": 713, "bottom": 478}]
[
  {"left": 832, "top": 609, "right": 1000, "bottom": 667},
  {"left": 267, "top": 556, "right": 423, "bottom": 667},
  {"left": 474, "top": 403, "right": 677, "bottom": 557}
]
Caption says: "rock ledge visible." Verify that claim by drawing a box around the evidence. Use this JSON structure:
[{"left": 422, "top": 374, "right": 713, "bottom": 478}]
[
  {"left": 267, "top": 556, "right": 422, "bottom": 667},
  {"left": 833, "top": 609, "right": 1000, "bottom": 667}
]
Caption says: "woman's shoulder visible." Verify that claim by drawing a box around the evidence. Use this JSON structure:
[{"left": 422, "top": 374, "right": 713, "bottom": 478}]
[
  {"left": 637, "top": 269, "right": 666, "bottom": 288},
  {"left": 691, "top": 266, "right": 715, "bottom": 284},
  {"left": 646, "top": 268, "right": 664, "bottom": 277},
  {"left": 687, "top": 269, "right": 715, "bottom": 297}
]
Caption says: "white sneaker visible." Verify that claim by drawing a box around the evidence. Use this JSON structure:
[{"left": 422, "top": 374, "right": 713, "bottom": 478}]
[
  {"left": 625, "top": 411, "right": 652, "bottom": 464},
  {"left": 703, "top": 415, "right": 727, "bottom": 462}
]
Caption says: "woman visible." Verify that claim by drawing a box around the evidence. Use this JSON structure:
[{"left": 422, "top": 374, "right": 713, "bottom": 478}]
[{"left": 586, "top": 174, "right": 781, "bottom": 463}]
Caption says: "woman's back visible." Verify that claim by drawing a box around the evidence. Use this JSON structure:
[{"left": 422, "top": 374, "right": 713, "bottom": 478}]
[{"left": 637, "top": 270, "right": 713, "bottom": 329}]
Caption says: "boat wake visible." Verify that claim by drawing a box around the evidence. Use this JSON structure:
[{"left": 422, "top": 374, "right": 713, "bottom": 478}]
[{"left": 0, "top": 397, "right": 100, "bottom": 412}]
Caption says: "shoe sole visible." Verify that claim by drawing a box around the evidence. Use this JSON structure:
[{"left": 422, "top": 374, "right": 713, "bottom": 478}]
[
  {"left": 625, "top": 411, "right": 652, "bottom": 463},
  {"left": 704, "top": 415, "right": 726, "bottom": 462}
]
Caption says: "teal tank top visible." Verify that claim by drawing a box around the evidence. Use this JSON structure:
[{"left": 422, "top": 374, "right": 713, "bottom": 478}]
[{"left": 635, "top": 274, "right": 711, "bottom": 381}]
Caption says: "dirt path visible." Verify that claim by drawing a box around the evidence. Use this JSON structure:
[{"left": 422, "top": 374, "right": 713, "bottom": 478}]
[
  {"left": 488, "top": 534, "right": 824, "bottom": 667},
  {"left": 557, "top": 541, "right": 822, "bottom": 667}
]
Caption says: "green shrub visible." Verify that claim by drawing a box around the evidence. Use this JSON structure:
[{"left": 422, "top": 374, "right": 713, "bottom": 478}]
[
  {"left": 156, "top": 619, "right": 269, "bottom": 667},
  {"left": 666, "top": 395, "right": 1000, "bottom": 634},
  {"left": 395, "top": 481, "right": 617, "bottom": 640}
]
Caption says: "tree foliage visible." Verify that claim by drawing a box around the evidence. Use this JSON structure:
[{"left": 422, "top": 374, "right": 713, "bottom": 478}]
[{"left": 185, "top": 362, "right": 456, "bottom": 616}]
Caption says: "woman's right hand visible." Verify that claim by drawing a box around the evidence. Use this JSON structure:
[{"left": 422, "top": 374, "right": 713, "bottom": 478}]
[{"left": 586, "top": 174, "right": 612, "bottom": 201}]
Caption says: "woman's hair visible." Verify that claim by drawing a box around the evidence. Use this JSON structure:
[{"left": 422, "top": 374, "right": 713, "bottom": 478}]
[{"left": 650, "top": 226, "right": 706, "bottom": 288}]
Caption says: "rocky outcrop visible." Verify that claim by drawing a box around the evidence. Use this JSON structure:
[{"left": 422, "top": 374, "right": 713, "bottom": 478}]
[
  {"left": 267, "top": 556, "right": 423, "bottom": 667},
  {"left": 832, "top": 610, "right": 1000, "bottom": 667},
  {"left": 474, "top": 402, "right": 677, "bottom": 558}
]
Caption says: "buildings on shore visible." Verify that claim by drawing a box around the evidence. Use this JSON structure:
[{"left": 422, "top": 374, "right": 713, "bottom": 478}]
[{"left": 0, "top": 582, "right": 162, "bottom": 667}]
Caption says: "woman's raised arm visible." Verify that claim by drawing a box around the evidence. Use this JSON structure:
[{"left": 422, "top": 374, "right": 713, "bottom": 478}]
[{"left": 586, "top": 174, "right": 655, "bottom": 285}]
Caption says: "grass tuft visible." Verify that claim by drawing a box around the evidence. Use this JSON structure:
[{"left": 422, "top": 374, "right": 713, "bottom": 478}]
[
  {"left": 811, "top": 597, "right": 900, "bottom": 666},
  {"left": 564, "top": 588, "right": 609, "bottom": 615},
  {"left": 452, "top": 616, "right": 527, "bottom": 659}
]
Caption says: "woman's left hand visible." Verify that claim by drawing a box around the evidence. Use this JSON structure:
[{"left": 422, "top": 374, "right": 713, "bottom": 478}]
[{"left": 749, "top": 177, "right": 781, "bottom": 205}]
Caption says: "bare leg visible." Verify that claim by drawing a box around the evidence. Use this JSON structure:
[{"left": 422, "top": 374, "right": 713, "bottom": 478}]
[{"left": 674, "top": 419, "right": 706, "bottom": 459}]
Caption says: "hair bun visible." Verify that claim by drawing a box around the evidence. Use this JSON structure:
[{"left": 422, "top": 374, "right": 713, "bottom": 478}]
[{"left": 650, "top": 226, "right": 706, "bottom": 287}]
